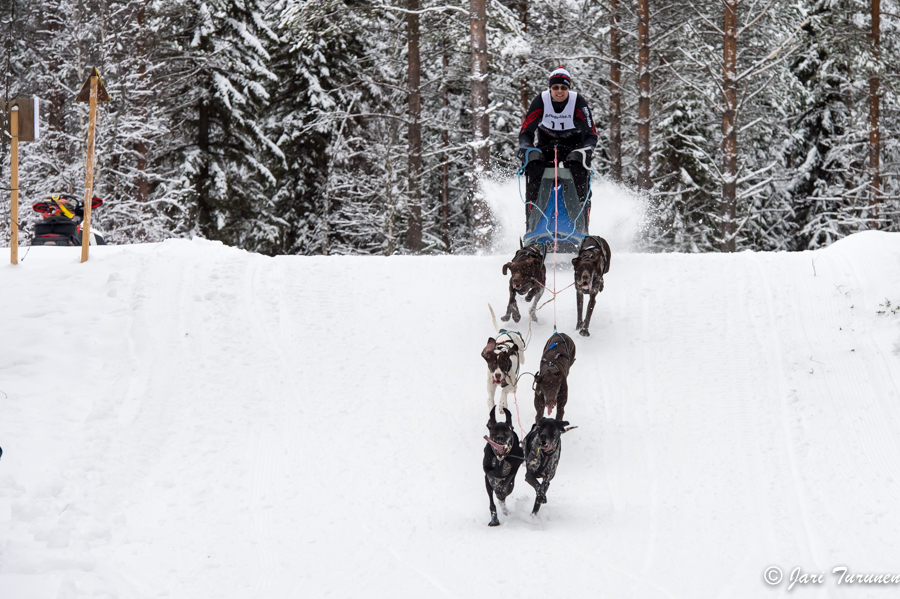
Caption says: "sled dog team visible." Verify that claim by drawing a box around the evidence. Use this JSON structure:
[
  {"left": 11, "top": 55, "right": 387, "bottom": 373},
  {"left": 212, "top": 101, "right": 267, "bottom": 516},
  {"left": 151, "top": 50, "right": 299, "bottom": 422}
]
[{"left": 481, "top": 235, "right": 611, "bottom": 526}]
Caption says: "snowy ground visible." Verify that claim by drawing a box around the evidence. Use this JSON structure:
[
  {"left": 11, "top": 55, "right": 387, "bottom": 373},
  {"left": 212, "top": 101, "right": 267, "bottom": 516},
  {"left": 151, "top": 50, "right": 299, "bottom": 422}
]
[{"left": 2, "top": 180, "right": 900, "bottom": 598}]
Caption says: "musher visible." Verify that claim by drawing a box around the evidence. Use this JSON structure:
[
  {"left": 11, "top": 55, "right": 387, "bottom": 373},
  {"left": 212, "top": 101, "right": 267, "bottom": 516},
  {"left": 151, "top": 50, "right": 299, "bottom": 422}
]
[{"left": 517, "top": 67, "right": 598, "bottom": 215}]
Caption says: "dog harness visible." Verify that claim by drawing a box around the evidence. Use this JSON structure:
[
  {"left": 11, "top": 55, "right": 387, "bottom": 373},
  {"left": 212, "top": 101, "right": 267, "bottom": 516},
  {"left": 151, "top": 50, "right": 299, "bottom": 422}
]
[
  {"left": 495, "top": 330, "right": 524, "bottom": 387},
  {"left": 514, "top": 243, "right": 546, "bottom": 264},
  {"left": 542, "top": 336, "right": 574, "bottom": 367}
]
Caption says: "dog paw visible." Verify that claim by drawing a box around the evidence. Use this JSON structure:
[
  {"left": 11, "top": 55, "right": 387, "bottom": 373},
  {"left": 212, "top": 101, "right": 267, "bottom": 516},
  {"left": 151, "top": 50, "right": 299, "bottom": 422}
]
[
  {"left": 579, "top": 329, "right": 590, "bottom": 337},
  {"left": 489, "top": 517, "right": 501, "bottom": 527},
  {"left": 537, "top": 493, "right": 547, "bottom": 504},
  {"left": 499, "top": 501, "right": 509, "bottom": 516},
  {"left": 500, "top": 314, "right": 511, "bottom": 322},
  {"left": 512, "top": 313, "right": 521, "bottom": 323}
]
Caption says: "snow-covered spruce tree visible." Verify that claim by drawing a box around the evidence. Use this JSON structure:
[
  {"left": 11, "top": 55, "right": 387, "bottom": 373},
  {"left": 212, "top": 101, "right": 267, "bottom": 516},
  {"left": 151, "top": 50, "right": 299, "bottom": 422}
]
[
  {"left": 659, "top": 0, "right": 807, "bottom": 251},
  {"left": 0, "top": 0, "right": 196, "bottom": 245},
  {"left": 265, "top": 3, "right": 367, "bottom": 254},
  {"left": 879, "top": 0, "right": 900, "bottom": 232},
  {"left": 156, "top": 0, "right": 281, "bottom": 252},
  {"left": 0, "top": 0, "right": 95, "bottom": 246},
  {"left": 92, "top": 0, "right": 196, "bottom": 243},
  {"left": 779, "top": 0, "right": 861, "bottom": 249},
  {"left": 329, "top": 2, "right": 409, "bottom": 255},
  {"left": 419, "top": 11, "right": 481, "bottom": 253},
  {"left": 783, "top": 0, "right": 900, "bottom": 247}
]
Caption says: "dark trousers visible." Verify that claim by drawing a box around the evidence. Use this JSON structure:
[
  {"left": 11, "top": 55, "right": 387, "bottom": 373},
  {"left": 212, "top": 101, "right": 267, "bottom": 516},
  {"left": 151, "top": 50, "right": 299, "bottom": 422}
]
[{"left": 524, "top": 144, "right": 590, "bottom": 209}]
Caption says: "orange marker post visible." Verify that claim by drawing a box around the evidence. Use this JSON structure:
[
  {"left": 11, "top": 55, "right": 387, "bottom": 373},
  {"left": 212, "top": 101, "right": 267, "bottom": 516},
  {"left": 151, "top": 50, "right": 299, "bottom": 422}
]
[
  {"left": 75, "top": 68, "right": 110, "bottom": 263},
  {"left": 10, "top": 106, "right": 19, "bottom": 264},
  {"left": 80, "top": 76, "right": 98, "bottom": 262}
]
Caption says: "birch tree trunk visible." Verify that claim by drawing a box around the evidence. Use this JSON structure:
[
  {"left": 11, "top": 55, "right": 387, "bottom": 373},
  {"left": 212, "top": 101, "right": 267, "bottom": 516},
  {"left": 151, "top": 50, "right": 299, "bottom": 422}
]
[
  {"left": 407, "top": 0, "right": 422, "bottom": 251},
  {"left": 636, "top": 0, "right": 651, "bottom": 190},
  {"left": 721, "top": 0, "right": 738, "bottom": 252},
  {"left": 609, "top": 0, "right": 622, "bottom": 183},
  {"left": 470, "top": 0, "right": 492, "bottom": 250},
  {"left": 868, "top": 0, "right": 881, "bottom": 220}
]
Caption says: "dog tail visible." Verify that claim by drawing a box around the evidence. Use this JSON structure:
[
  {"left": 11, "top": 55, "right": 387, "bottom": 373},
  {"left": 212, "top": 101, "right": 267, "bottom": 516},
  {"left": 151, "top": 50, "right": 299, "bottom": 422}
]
[{"left": 488, "top": 303, "right": 501, "bottom": 334}]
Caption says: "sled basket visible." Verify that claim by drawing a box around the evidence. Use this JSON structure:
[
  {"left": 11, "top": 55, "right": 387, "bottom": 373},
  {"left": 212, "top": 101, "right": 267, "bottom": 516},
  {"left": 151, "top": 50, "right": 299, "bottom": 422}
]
[{"left": 523, "top": 166, "right": 588, "bottom": 252}]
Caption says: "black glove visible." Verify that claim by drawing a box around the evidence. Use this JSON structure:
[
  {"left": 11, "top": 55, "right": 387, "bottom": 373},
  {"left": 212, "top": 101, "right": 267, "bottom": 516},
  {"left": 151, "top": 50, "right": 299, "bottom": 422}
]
[
  {"left": 566, "top": 147, "right": 593, "bottom": 168},
  {"left": 517, "top": 146, "right": 542, "bottom": 167}
]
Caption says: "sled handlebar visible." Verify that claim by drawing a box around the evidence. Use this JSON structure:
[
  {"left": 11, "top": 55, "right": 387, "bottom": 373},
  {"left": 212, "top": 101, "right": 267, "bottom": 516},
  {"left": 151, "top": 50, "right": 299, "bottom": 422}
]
[
  {"left": 518, "top": 146, "right": 544, "bottom": 174},
  {"left": 32, "top": 196, "right": 104, "bottom": 215},
  {"left": 565, "top": 148, "right": 593, "bottom": 171}
]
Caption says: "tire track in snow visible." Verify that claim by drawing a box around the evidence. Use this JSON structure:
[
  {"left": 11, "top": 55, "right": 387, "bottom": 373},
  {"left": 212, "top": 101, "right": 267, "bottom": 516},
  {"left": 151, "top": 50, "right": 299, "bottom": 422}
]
[{"left": 750, "top": 254, "right": 819, "bottom": 568}]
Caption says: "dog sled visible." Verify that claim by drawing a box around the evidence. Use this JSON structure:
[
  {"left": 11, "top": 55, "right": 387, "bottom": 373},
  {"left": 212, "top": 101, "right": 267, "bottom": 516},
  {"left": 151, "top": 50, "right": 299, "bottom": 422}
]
[{"left": 519, "top": 148, "right": 590, "bottom": 253}]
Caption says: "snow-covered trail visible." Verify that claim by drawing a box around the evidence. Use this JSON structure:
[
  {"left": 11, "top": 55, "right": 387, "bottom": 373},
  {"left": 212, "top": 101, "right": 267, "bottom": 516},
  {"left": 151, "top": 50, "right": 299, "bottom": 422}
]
[{"left": 2, "top": 231, "right": 900, "bottom": 598}]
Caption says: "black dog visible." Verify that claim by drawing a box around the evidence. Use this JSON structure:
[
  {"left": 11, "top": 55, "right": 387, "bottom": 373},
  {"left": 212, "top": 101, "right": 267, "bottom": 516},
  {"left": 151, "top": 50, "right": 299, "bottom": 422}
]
[
  {"left": 533, "top": 332, "right": 576, "bottom": 423},
  {"left": 502, "top": 242, "right": 547, "bottom": 323},
  {"left": 483, "top": 407, "right": 524, "bottom": 526},
  {"left": 524, "top": 417, "right": 571, "bottom": 515},
  {"left": 571, "top": 235, "right": 611, "bottom": 337}
]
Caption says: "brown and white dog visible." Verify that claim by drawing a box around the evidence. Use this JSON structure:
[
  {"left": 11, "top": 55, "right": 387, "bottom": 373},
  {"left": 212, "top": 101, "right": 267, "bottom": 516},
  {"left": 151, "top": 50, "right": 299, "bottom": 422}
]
[
  {"left": 533, "top": 332, "right": 576, "bottom": 423},
  {"left": 482, "top": 329, "right": 526, "bottom": 416},
  {"left": 571, "top": 235, "right": 611, "bottom": 337},
  {"left": 501, "top": 242, "right": 547, "bottom": 323}
]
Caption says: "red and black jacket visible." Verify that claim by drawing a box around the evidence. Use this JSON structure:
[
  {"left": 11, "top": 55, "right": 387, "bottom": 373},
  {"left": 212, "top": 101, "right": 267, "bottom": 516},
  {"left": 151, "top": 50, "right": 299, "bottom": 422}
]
[{"left": 518, "top": 92, "right": 598, "bottom": 151}]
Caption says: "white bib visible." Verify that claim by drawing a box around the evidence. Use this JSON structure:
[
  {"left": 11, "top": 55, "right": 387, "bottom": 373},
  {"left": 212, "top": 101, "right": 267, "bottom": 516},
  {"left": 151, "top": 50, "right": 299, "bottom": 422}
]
[{"left": 540, "top": 90, "right": 578, "bottom": 132}]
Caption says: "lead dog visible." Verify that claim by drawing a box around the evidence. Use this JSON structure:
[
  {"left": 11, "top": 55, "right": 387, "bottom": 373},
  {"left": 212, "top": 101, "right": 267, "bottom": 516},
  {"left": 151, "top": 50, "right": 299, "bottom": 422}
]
[
  {"left": 502, "top": 242, "right": 547, "bottom": 323},
  {"left": 533, "top": 332, "right": 576, "bottom": 423},
  {"left": 524, "top": 417, "right": 571, "bottom": 515},
  {"left": 483, "top": 407, "right": 525, "bottom": 526},
  {"left": 482, "top": 328, "right": 525, "bottom": 415},
  {"left": 572, "top": 235, "right": 611, "bottom": 337}
]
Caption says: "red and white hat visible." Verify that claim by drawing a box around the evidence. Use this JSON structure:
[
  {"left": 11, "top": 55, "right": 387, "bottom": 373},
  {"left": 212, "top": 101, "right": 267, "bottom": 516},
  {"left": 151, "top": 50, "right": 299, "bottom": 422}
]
[{"left": 548, "top": 67, "right": 573, "bottom": 89}]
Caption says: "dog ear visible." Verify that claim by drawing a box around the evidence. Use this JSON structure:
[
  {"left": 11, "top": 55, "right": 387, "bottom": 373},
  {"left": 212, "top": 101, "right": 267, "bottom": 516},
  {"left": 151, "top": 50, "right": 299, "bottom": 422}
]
[
  {"left": 510, "top": 343, "right": 519, "bottom": 354},
  {"left": 503, "top": 408, "right": 512, "bottom": 426},
  {"left": 488, "top": 407, "right": 498, "bottom": 426},
  {"left": 571, "top": 256, "right": 580, "bottom": 268},
  {"left": 482, "top": 338, "right": 497, "bottom": 359},
  {"left": 556, "top": 420, "right": 570, "bottom": 431},
  {"left": 502, "top": 262, "right": 512, "bottom": 275}
]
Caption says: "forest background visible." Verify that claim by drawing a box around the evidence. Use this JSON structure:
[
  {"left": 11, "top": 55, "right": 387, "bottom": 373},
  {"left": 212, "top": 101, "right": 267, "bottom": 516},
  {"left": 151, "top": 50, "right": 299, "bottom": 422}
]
[{"left": 0, "top": 0, "right": 897, "bottom": 255}]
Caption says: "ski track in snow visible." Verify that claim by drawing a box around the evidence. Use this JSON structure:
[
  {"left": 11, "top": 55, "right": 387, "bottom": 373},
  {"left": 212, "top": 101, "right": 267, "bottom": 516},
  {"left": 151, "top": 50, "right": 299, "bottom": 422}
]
[{"left": 1, "top": 231, "right": 900, "bottom": 598}]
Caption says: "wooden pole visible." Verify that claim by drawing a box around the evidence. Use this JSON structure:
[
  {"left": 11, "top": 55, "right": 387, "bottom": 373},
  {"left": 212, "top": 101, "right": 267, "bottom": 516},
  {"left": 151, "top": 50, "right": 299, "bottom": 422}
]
[
  {"left": 81, "top": 76, "right": 98, "bottom": 263},
  {"left": 10, "top": 107, "right": 19, "bottom": 265}
]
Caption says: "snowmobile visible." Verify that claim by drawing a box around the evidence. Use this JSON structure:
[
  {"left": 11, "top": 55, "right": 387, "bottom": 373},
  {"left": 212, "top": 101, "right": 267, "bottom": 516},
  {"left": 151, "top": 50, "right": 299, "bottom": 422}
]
[
  {"left": 519, "top": 147, "right": 591, "bottom": 253},
  {"left": 31, "top": 194, "right": 106, "bottom": 246}
]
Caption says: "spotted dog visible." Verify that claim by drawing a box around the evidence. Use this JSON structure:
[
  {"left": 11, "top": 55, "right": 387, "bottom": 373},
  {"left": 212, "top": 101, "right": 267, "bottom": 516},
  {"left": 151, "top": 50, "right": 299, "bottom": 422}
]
[
  {"left": 483, "top": 407, "right": 525, "bottom": 526},
  {"left": 524, "top": 417, "right": 571, "bottom": 515},
  {"left": 533, "top": 332, "right": 576, "bottom": 423},
  {"left": 571, "top": 235, "right": 611, "bottom": 337},
  {"left": 482, "top": 329, "right": 526, "bottom": 415},
  {"left": 502, "top": 242, "right": 547, "bottom": 323}
]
